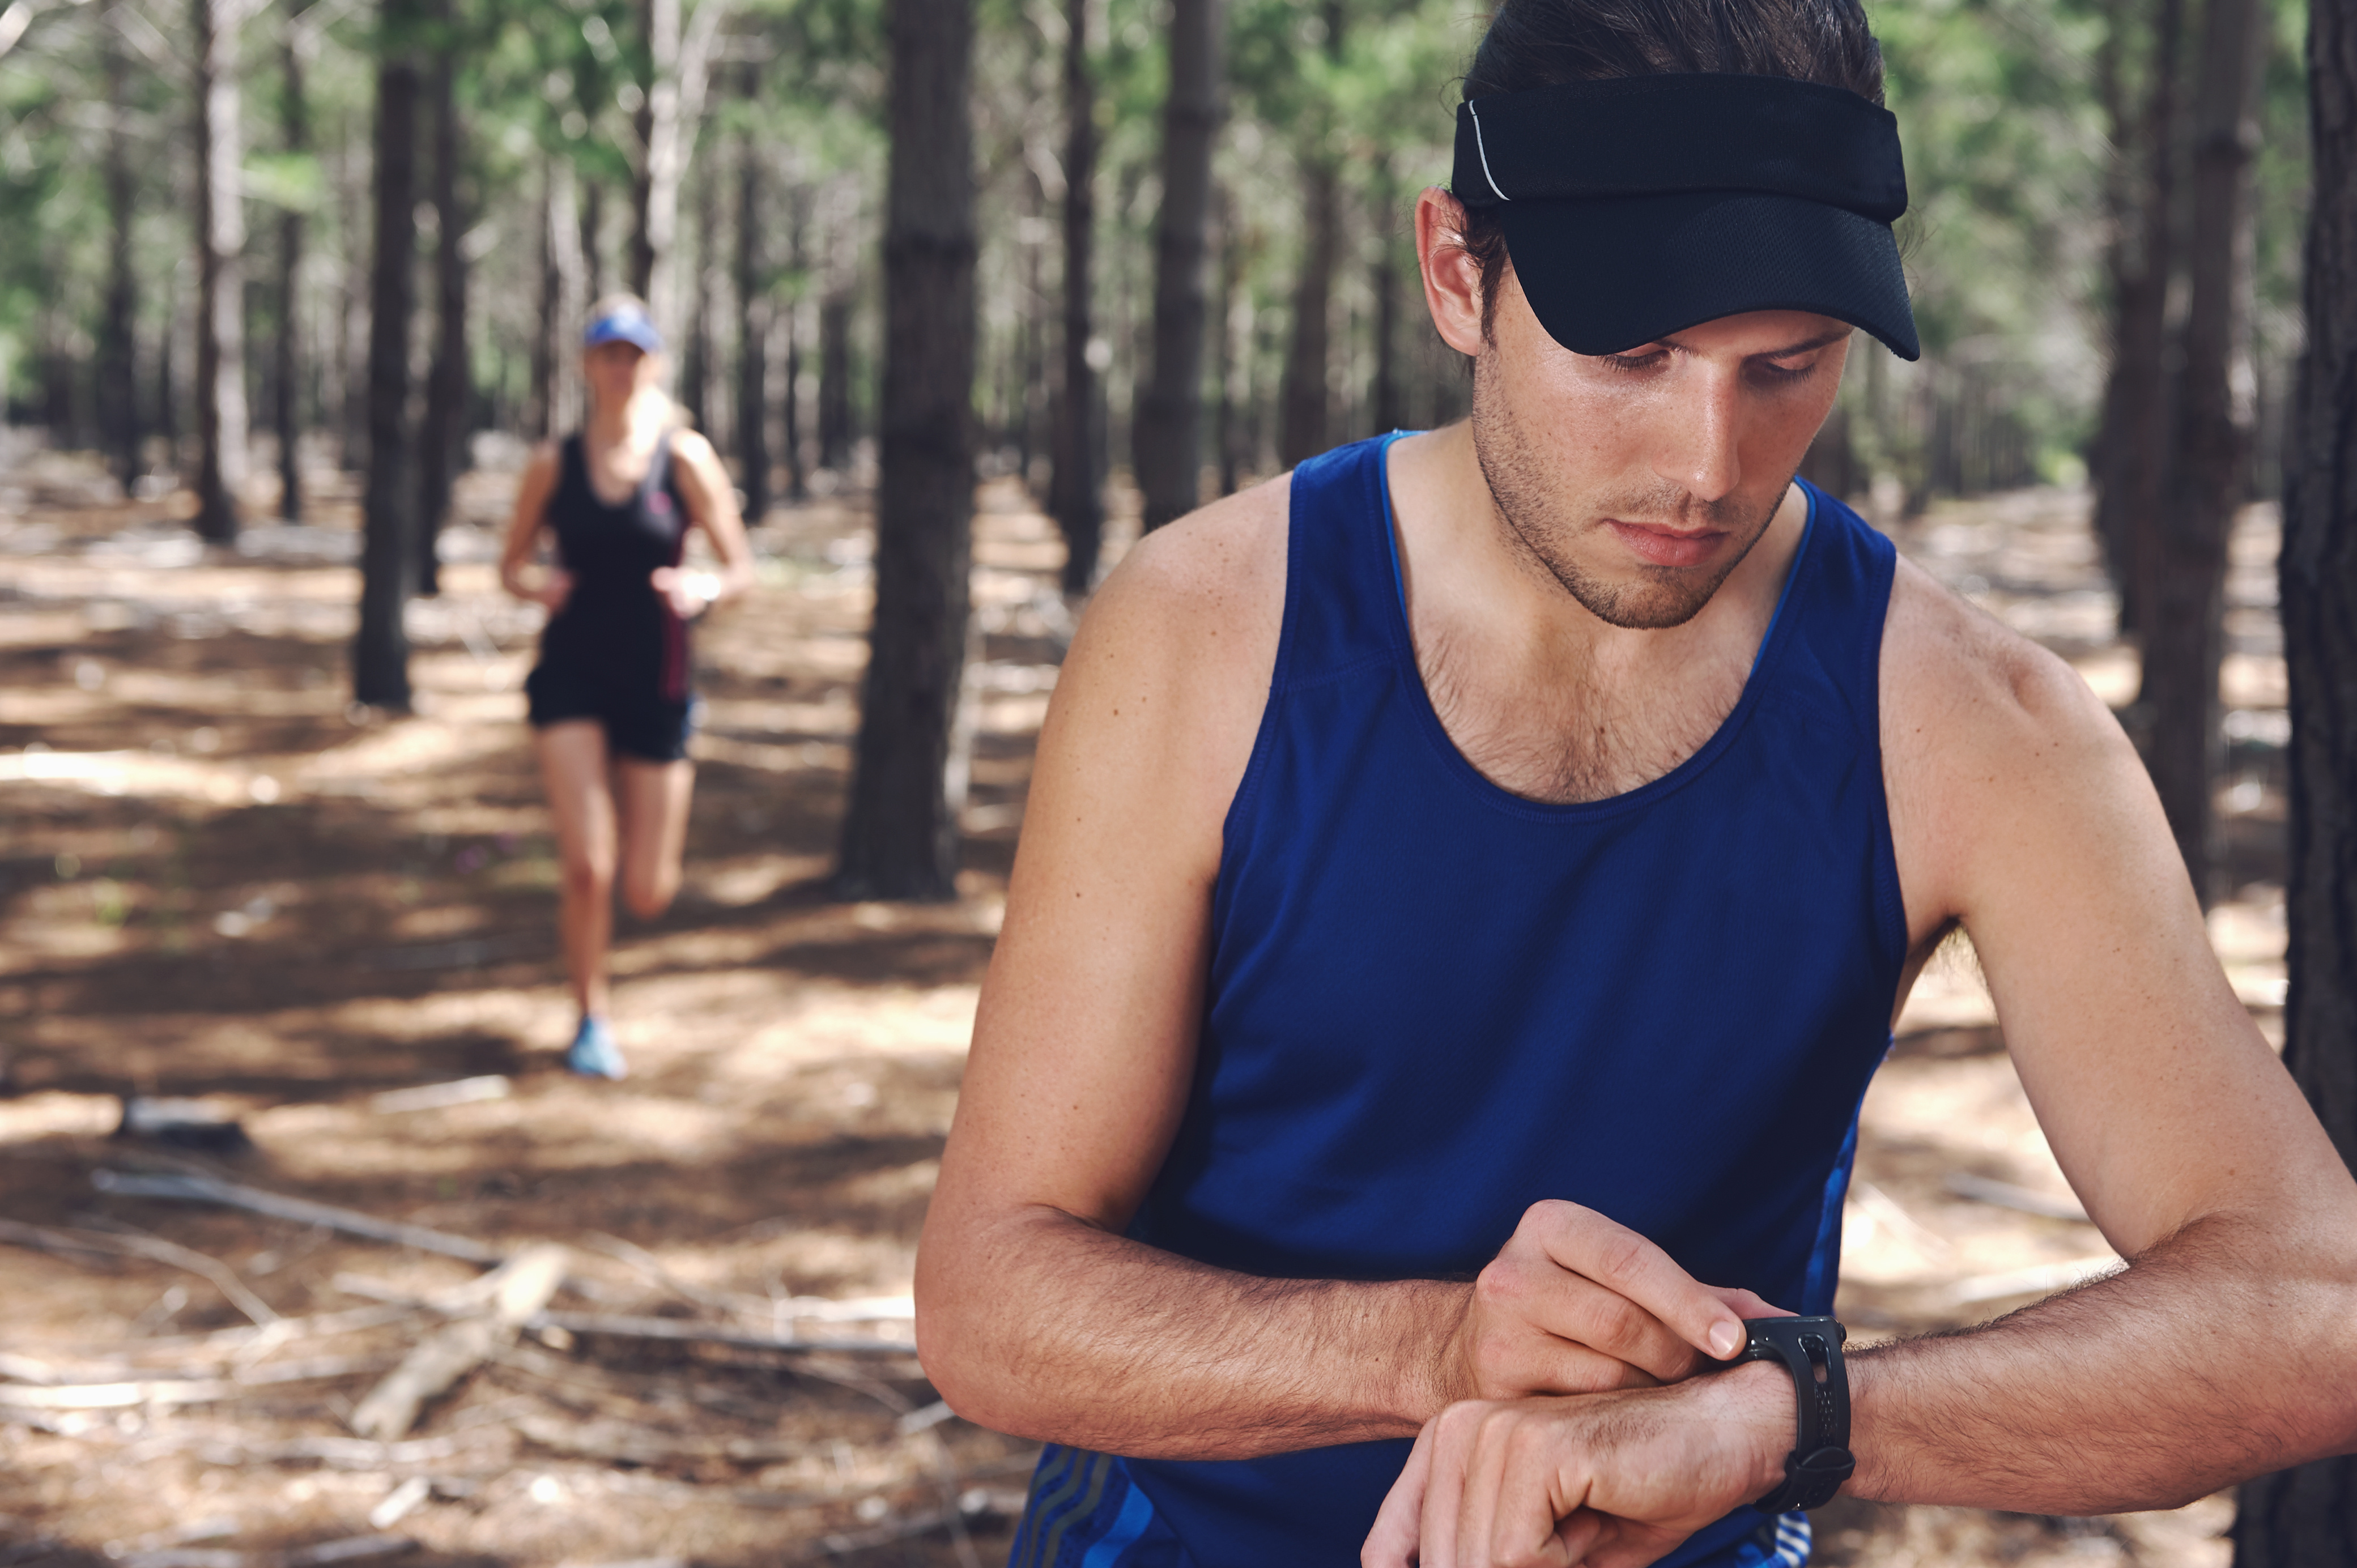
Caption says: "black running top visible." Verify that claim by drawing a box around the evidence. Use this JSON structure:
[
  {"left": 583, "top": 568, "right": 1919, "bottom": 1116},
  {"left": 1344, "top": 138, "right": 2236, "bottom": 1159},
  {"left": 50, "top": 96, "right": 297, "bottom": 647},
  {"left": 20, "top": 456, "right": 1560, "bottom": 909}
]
[{"left": 540, "top": 431, "right": 693, "bottom": 697}]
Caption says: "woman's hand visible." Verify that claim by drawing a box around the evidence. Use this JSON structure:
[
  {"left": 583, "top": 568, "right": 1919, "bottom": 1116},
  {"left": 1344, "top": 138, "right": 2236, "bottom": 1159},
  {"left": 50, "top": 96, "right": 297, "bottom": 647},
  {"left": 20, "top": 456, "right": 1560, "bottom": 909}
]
[
  {"left": 650, "top": 565, "right": 721, "bottom": 619},
  {"left": 520, "top": 566, "right": 575, "bottom": 613}
]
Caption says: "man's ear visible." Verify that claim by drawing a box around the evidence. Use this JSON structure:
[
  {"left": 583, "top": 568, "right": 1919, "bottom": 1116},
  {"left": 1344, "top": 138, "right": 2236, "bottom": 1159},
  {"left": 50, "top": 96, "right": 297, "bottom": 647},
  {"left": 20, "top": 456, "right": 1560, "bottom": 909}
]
[{"left": 1416, "top": 187, "right": 1488, "bottom": 359}]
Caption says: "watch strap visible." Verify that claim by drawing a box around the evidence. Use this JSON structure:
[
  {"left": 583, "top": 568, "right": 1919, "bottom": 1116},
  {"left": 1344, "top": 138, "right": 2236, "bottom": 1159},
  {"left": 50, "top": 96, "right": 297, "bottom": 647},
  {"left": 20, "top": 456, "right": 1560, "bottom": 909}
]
[{"left": 1734, "top": 1315, "right": 1855, "bottom": 1512}]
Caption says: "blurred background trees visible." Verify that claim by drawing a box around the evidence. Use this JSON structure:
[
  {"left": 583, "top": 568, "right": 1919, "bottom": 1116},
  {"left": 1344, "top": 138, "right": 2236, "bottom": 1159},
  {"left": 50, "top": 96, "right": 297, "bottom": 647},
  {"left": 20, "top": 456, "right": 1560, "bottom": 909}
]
[{"left": 0, "top": 0, "right": 2323, "bottom": 880}]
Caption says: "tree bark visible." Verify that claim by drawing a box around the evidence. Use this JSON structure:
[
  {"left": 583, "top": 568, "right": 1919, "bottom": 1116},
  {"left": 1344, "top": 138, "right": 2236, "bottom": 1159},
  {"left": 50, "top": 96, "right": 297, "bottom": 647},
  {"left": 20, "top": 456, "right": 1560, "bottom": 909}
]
[
  {"left": 1046, "top": 0, "right": 1101, "bottom": 591},
  {"left": 2096, "top": 0, "right": 2186, "bottom": 640},
  {"left": 835, "top": 0, "right": 977, "bottom": 902},
  {"left": 783, "top": 188, "right": 808, "bottom": 500},
  {"left": 734, "top": 66, "right": 770, "bottom": 522},
  {"left": 415, "top": 16, "right": 465, "bottom": 597},
  {"left": 818, "top": 293, "right": 852, "bottom": 470},
  {"left": 2142, "top": 0, "right": 2266, "bottom": 904},
  {"left": 1278, "top": 0, "right": 1346, "bottom": 471},
  {"left": 529, "top": 159, "right": 558, "bottom": 439},
  {"left": 1133, "top": 0, "right": 1222, "bottom": 534},
  {"left": 99, "top": 9, "right": 141, "bottom": 491},
  {"left": 192, "top": 0, "right": 249, "bottom": 543},
  {"left": 274, "top": 3, "right": 312, "bottom": 520},
  {"left": 581, "top": 178, "right": 606, "bottom": 299},
  {"left": 354, "top": 11, "right": 420, "bottom": 710},
  {"left": 2231, "top": 0, "right": 2357, "bottom": 1553},
  {"left": 1369, "top": 159, "right": 1405, "bottom": 437},
  {"left": 630, "top": 0, "right": 724, "bottom": 339},
  {"left": 683, "top": 160, "right": 715, "bottom": 433}
]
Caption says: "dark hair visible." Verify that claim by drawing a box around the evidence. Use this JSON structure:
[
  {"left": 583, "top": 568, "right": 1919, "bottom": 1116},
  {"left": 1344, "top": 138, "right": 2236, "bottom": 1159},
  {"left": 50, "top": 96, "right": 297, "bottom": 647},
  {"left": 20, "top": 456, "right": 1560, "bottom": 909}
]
[{"left": 1453, "top": 0, "right": 1887, "bottom": 342}]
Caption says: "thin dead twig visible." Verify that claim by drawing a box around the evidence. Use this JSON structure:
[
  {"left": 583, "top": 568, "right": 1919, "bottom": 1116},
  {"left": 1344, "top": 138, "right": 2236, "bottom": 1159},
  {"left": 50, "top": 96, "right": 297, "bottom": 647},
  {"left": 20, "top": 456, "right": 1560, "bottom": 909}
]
[{"left": 0, "top": 1216, "right": 276, "bottom": 1324}]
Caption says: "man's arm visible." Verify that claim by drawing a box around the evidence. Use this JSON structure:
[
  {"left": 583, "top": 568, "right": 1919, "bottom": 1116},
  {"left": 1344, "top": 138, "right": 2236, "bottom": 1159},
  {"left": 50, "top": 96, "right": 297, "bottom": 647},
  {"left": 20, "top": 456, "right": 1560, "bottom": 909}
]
[
  {"left": 1847, "top": 563, "right": 2357, "bottom": 1507},
  {"left": 915, "top": 477, "right": 1774, "bottom": 1462},
  {"left": 1367, "top": 567, "right": 2357, "bottom": 1564}
]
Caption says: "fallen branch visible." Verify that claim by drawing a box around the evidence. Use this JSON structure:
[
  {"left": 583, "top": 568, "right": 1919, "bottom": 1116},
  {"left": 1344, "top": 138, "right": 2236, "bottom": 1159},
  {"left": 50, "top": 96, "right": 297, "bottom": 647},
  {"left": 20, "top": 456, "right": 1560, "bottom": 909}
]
[
  {"left": 784, "top": 1492, "right": 1022, "bottom": 1563},
  {"left": 515, "top": 1413, "right": 820, "bottom": 1466},
  {"left": 93, "top": 1170, "right": 506, "bottom": 1266},
  {"left": 0, "top": 1353, "right": 395, "bottom": 1409},
  {"left": 527, "top": 1311, "right": 917, "bottom": 1357},
  {"left": 1944, "top": 1170, "right": 2092, "bottom": 1223},
  {"left": 350, "top": 1244, "right": 568, "bottom": 1441},
  {"left": 115, "top": 1534, "right": 418, "bottom": 1568}
]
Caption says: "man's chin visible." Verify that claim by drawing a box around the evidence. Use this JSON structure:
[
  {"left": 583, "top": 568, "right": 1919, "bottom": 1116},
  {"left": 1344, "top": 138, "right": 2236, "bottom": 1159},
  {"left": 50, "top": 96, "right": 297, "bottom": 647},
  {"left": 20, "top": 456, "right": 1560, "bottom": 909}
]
[{"left": 1557, "top": 565, "right": 1735, "bottom": 630}]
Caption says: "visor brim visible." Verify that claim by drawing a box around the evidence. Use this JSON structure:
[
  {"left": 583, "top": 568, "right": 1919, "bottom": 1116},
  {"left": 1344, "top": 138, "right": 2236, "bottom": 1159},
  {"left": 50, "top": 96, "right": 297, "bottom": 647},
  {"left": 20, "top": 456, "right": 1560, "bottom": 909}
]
[{"left": 1499, "top": 190, "right": 1919, "bottom": 362}]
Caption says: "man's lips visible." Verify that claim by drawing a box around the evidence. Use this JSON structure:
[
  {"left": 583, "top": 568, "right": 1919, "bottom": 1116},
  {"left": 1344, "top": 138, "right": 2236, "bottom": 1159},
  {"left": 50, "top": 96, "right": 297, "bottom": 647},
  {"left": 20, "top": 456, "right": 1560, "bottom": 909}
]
[{"left": 1604, "top": 518, "right": 1728, "bottom": 569}]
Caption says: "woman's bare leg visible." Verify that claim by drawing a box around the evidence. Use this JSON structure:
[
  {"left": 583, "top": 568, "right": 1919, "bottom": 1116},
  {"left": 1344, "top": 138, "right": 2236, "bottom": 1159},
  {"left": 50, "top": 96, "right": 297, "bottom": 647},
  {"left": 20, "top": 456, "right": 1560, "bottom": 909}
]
[
  {"left": 615, "top": 756, "right": 696, "bottom": 921},
  {"left": 535, "top": 721, "right": 619, "bottom": 1019}
]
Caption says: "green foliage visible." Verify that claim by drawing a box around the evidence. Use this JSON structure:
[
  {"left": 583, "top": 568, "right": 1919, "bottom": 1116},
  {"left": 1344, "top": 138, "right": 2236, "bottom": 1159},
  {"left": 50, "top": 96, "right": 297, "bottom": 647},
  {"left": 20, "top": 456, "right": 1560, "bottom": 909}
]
[{"left": 0, "top": 0, "right": 2315, "bottom": 509}]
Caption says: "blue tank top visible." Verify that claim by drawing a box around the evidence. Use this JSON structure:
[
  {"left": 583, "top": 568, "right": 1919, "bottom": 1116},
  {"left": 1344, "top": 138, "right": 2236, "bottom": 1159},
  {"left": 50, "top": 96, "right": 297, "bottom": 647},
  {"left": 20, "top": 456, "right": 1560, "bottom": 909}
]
[{"left": 1011, "top": 434, "right": 1905, "bottom": 1568}]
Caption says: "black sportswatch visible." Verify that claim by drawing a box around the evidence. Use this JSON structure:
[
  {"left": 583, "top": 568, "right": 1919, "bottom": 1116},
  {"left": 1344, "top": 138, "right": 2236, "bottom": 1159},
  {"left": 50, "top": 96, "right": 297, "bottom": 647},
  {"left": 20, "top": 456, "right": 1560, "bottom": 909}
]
[{"left": 1730, "top": 1316, "right": 1854, "bottom": 1513}]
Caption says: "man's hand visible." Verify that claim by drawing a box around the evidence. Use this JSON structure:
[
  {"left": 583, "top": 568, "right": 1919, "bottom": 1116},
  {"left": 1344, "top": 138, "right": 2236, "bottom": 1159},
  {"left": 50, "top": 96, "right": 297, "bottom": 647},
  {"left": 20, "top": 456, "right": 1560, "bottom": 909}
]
[
  {"left": 1446, "top": 1201, "right": 1786, "bottom": 1402},
  {"left": 1363, "top": 1364, "right": 1790, "bottom": 1568}
]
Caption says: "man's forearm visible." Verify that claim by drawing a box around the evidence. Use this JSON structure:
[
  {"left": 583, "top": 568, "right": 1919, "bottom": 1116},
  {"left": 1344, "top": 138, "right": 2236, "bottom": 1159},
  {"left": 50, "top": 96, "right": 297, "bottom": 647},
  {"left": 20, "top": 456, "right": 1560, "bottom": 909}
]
[
  {"left": 1848, "top": 1212, "right": 2357, "bottom": 1513},
  {"left": 918, "top": 1205, "right": 1465, "bottom": 1459}
]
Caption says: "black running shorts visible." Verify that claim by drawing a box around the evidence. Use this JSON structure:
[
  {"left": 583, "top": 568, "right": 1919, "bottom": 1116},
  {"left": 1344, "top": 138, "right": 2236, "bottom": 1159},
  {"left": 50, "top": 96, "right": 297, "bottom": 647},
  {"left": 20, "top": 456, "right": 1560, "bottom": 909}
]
[{"left": 525, "top": 659, "right": 695, "bottom": 764}]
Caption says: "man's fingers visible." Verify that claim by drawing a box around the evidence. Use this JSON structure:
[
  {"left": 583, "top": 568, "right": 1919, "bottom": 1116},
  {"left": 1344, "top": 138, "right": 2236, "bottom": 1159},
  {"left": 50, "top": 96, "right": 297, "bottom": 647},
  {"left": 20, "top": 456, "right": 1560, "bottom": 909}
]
[
  {"left": 1529, "top": 1202, "right": 1748, "bottom": 1361},
  {"left": 1707, "top": 1287, "right": 1793, "bottom": 1324},
  {"left": 1364, "top": 1420, "right": 1436, "bottom": 1568}
]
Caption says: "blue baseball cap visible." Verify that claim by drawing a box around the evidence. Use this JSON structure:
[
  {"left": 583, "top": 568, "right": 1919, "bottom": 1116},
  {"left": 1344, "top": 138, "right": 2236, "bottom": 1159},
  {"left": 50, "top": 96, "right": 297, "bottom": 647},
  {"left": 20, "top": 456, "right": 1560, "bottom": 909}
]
[{"left": 584, "top": 302, "right": 663, "bottom": 354}]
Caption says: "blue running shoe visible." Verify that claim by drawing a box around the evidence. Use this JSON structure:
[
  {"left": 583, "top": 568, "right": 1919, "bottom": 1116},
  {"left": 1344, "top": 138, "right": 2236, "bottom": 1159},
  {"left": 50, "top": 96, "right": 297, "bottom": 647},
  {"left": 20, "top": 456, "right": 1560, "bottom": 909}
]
[{"left": 564, "top": 1015, "right": 627, "bottom": 1080}]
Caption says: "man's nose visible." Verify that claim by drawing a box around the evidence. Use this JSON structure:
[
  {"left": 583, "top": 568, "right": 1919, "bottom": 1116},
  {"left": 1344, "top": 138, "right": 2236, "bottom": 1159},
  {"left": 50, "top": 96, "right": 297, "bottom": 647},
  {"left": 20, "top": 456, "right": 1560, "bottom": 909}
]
[{"left": 1650, "top": 371, "right": 1744, "bottom": 503}]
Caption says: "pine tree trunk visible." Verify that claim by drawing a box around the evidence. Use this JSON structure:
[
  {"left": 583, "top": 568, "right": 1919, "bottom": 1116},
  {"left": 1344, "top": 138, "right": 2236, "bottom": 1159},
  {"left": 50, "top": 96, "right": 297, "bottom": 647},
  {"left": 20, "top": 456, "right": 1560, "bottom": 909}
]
[
  {"left": 2143, "top": 0, "right": 2266, "bottom": 904},
  {"left": 835, "top": 0, "right": 977, "bottom": 902},
  {"left": 582, "top": 178, "right": 606, "bottom": 299},
  {"left": 2105, "top": 0, "right": 2187, "bottom": 645},
  {"left": 1279, "top": 156, "right": 1338, "bottom": 469},
  {"left": 414, "top": 25, "right": 465, "bottom": 598},
  {"left": 354, "top": 16, "right": 420, "bottom": 710},
  {"left": 275, "top": 4, "right": 311, "bottom": 519},
  {"left": 734, "top": 68, "right": 770, "bottom": 522},
  {"left": 1048, "top": 0, "right": 1101, "bottom": 591},
  {"left": 628, "top": 0, "right": 667, "bottom": 301},
  {"left": 192, "top": 0, "right": 248, "bottom": 543},
  {"left": 819, "top": 294, "right": 852, "bottom": 470},
  {"left": 1133, "top": 0, "right": 1223, "bottom": 534},
  {"left": 783, "top": 189, "right": 809, "bottom": 500},
  {"left": 335, "top": 123, "right": 364, "bottom": 468},
  {"left": 1369, "top": 161, "right": 1405, "bottom": 436},
  {"left": 684, "top": 162, "right": 714, "bottom": 432},
  {"left": 529, "top": 160, "right": 557, "bottom": 438},
  {"left": 100, "top": 14, "right": 141, "bottom": 491},
  {"left": 2232, "top": 0, "right": 2357, "bottom": 1548}
]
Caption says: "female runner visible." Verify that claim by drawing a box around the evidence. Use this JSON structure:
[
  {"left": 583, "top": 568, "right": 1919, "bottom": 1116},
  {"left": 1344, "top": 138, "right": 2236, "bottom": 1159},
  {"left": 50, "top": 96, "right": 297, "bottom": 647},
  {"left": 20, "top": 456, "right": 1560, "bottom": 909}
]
[{"left": 498, "top": 296, "right": 755, "bottom": 1079}]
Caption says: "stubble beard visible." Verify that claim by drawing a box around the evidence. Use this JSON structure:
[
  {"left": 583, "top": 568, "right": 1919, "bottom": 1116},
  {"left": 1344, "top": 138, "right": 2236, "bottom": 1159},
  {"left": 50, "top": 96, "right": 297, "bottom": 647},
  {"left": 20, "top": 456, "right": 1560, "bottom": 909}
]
[{"left": 1469, "top": 355, "right": 1785, "bottom": 631}]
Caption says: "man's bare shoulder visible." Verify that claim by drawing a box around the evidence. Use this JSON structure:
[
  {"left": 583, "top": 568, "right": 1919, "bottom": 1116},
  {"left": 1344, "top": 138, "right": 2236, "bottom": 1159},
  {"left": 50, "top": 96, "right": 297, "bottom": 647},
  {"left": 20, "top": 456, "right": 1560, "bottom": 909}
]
[
  {"left": 1881, "top": 553, "right": 2156, "bottom": 932},
  {"left": 1077, "top": 471, "right": 1291, "bottom": 686},
  {"left": 1883, "top": 553, "right": 2122, "bottom": 750}
]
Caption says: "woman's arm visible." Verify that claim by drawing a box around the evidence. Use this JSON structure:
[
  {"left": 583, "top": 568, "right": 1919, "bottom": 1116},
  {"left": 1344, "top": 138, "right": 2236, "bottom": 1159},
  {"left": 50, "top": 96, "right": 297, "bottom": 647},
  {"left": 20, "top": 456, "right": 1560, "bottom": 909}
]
[
  {"left": 497, "top": 444, "right": 568, "bottom": 608},
  {"left": 661, "top": 430, "right": 756, "bottom": 615}
]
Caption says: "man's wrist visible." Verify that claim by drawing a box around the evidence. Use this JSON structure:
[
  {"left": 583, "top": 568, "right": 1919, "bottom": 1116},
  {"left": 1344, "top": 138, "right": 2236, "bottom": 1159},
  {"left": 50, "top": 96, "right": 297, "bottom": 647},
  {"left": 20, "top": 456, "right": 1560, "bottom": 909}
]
[{"left": 1683, "top": 1358, "right": 1795, "bottom": 1502}]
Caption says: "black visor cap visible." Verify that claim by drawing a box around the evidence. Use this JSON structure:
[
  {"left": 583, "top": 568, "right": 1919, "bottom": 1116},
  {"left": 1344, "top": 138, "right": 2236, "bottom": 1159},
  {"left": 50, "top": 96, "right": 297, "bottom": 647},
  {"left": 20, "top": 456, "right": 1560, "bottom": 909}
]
[
  {"left": 1500, "top": 190, "right": 1919, "bottom": 361},
  {"left": 1456, "top": 74, "right": 1920, "bottom": 361}
]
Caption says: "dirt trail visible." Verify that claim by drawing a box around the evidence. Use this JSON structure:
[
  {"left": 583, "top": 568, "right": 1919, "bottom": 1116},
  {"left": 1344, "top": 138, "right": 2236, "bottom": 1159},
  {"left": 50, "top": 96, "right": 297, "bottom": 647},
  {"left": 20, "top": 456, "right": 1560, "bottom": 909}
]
[{"left": 0, "top": 449, "right": 2287, "bottom": 1567}]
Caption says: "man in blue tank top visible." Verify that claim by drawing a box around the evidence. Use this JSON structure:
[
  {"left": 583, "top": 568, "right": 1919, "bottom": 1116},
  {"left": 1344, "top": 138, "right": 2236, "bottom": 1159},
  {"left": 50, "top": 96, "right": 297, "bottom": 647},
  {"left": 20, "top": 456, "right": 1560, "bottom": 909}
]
[{"left": 917, "top": 3, "right": 2357, "bottom": 1565}]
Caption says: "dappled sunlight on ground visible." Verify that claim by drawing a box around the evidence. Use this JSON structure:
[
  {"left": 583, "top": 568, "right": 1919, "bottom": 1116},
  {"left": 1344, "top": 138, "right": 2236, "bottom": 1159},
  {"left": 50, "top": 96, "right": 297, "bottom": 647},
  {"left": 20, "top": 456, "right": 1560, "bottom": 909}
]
[{"left": 0, "top": 455, "right": 2283, "bottom": 1567}]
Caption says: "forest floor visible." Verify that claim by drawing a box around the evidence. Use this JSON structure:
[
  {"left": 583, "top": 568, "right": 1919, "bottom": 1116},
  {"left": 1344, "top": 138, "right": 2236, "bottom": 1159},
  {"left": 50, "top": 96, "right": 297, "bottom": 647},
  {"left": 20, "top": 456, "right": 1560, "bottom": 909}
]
[{"left": 0, "top": 438, "right": 2291, "bottom": 1568}]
